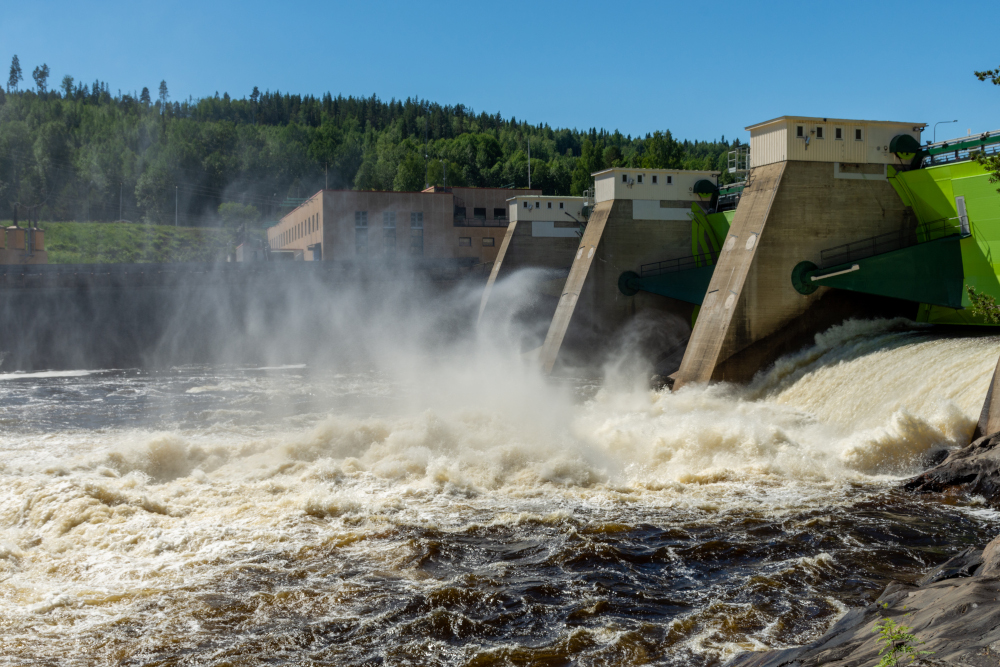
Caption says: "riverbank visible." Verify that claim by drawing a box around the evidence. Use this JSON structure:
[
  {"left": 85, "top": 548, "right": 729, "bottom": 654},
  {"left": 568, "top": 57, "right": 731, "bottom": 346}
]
[
  {"left": 0, "top": 220, "right": 231, "bottom": 263},
  {"left": 728, "top": 431, "right": 1000, "bottom": 666}
]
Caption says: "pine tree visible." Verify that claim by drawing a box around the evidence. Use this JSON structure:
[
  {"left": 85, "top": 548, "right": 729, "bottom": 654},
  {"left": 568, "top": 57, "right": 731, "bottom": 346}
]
[
  {"left": 61, "top": 74, "right": 74, "bottom": 97},
  {"left": 31, "top": 63, "right": 49, "bottom": 93},
  {"left": 158, "top": 80, "right": 168, "bottom": 110},
  {"left": 8, "top": 55, "right": 22, "bottom": 92},
  {"left": 140, "top": 86, "right": 151, "bottom": 106}
]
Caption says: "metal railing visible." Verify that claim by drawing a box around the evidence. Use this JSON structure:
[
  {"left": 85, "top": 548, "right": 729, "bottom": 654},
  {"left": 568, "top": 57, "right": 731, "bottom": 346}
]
[
  {"left": 640, "top": 250, "right": 719, "bottom": 277},
  {"left": 920, "top": 129, "right": 1000, "bottom": 167},
  {"left": 818, "top": 217, "right": 962, "bottom": 267},
  {"left": 728, "top": 145, "right": 750, "bottom": 174},
  {"left": 454, "top": 217, "right": 510, "bottom": 227}
]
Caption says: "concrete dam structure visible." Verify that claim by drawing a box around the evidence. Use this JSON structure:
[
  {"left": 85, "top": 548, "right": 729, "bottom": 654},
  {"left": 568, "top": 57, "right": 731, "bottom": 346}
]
[{"left": 525, "top": 115, "right": 1000, "bottom": 387}]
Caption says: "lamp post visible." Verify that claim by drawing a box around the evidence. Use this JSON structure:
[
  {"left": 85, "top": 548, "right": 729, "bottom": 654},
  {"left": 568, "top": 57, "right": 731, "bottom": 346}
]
[{"left": 934, "top": 120, "right": 958, "bottom": 143}]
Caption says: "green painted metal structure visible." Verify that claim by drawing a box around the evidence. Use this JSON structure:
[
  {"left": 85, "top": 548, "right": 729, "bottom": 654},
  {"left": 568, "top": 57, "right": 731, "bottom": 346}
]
[{"left": 616, "top": 205, "right": 733, "bottom": 305}]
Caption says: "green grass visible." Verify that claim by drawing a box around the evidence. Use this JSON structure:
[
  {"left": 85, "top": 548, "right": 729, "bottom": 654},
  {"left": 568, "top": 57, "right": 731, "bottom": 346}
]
[{"left": 1, "top": 221, "right": 234, "bottom": 264}]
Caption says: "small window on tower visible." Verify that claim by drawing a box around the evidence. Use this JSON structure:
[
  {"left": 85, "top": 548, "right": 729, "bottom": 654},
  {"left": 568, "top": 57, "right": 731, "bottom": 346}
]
[
  {"left": 523, "top": 201, "right": 528, "bottom": 208},
  {"left": 483, "top": 237, "right": 495, "bottom": 247},
  {"left": 855, "top": 128, "right": 863, "bottom": 141},
  {"left": 667, "top": 175, "right": 673, "bottom": 184},
  {"left": 816, "top": 126, "right": 824, "bottom": 139},
  {"left": 559, "top": 202, "right": 564, "bottom": 209},
  {"left": 797, "top": 126, "right": 804, "bottom": 138},
  {"left": 622, "top": 174, "right": 628, "bottom": 183},
  {"left": 459, "top": 237, "right": 472, "bottom": 247},
  {"left": 637, "top": 174, "right": 643, "bottom": 184},
  {"left": 652, "top": 175, "right": 658, "bottom": 184},
  {"left": 835, "top": 127, "right": 843, "bottom": 140}
]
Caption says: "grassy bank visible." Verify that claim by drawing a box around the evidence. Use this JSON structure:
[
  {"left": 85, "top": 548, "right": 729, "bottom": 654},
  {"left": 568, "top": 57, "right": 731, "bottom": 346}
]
[{"left": 1, "top": 221, "right": 233, "bottom": 264}]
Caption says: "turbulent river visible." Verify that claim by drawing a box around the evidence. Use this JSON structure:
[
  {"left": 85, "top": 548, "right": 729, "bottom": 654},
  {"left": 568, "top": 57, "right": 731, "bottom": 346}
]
[{"left": 1, "top": 318, "right": 999, "bottom": 665}]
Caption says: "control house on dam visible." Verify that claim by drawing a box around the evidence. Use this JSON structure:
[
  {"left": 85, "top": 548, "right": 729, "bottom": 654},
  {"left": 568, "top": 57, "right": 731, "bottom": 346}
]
[{"left": 265, "top": 185, "right": 539, "bottom": 268}]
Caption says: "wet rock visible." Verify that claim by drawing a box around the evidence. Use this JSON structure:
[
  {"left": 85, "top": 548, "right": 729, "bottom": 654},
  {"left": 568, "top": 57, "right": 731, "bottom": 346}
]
[
  {"left": 725, "top": 537, "right": 1000, "bottom": 667},
  {"left": 904, "top": 432, "right": 1000, "bottom": 505}
]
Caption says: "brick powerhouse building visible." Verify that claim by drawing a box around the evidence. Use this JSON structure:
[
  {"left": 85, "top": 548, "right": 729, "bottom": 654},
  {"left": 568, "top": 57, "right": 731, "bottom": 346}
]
[{"left": 268, "top": 186, "right": 540, "bottom": 264}]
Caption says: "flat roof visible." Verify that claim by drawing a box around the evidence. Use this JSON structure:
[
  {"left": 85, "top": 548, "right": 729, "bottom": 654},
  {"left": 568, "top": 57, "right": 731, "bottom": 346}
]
[
  {"left": 591, "top": 167, "right": 720, "bottom": 177},
  {"left": 746, "top": 116, "right": 926, "bottom": 131}
]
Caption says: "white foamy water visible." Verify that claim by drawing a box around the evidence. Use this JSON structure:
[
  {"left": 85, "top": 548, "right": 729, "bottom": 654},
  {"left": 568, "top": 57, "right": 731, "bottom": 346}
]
[{"left": 0, "top": 319, "right": 997, "bottom": 665}]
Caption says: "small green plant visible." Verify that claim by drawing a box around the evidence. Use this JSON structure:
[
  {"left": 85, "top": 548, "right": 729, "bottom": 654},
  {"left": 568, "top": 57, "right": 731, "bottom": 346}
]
[
  {"left": 872, "top": 603, "right": 933, "bottom": 666},
  {"left": 967, "top": 285, "right": 1000, "bottom": 324}
]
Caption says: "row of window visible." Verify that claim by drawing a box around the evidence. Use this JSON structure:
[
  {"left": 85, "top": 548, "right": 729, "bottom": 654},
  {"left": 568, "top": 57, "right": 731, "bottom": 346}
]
[
  {"left": 458, "top": 237, "right": 494, "bottom": 247},
  {"left": 354, "top": 211, "right": 424, "bottom": 229},
  {"left": 521, "top": 201, "right": 568, "bottom": 209},
  {"left": 471, "top": 207, "right": 507, "bottom": 219},
  {"left": 356, "top": 225, "right": 423, "bottom": 256},
  {"left": 796, "top": 125, "right": 864, "bottom": 141},
  {"left": 275, "top": 212, "right": 320, "bottom": 248},
  {"left": 622, "top": 174, "right": 673, "bottom": 184}
]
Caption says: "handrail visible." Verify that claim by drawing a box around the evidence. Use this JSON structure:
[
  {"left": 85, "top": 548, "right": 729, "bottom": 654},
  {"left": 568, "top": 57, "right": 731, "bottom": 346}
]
[
  {"left": 920, "top": 129, "right": 1000, "bottom": 167},
  {"left": 640, "top": 250, "right": 719, "bottom": 277},
  {"left": 454, "top": 217, "right": 509, "bottom": 227},
  {"left": 818, "top": 217, "right": 961, "bottom": 267}
]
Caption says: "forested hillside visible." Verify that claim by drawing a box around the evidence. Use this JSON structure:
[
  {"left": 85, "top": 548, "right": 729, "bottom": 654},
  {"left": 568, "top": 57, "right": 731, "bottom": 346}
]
[{"left": 1, "top": 56, "right": 739, "bottom": 226}]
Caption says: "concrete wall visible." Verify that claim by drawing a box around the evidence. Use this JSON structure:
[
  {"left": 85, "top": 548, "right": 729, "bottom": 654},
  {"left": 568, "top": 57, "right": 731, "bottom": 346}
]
[{"left": 673, "top": 159, "right": 919, "bottom": 387}]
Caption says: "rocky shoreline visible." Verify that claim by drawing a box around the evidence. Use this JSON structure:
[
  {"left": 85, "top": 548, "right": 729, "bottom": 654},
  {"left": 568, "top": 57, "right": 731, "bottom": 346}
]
[{"left": 726, "top": 432, "right": 1000, "bottom": 667}]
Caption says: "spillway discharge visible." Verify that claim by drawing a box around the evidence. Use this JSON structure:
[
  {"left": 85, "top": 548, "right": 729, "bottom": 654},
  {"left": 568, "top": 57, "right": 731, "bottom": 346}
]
[{"left": 0, "top": 314, "right": 997, "bottom": 664}]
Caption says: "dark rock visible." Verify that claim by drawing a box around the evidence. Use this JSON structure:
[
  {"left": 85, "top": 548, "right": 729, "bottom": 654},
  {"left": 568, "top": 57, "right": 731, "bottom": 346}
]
[
  {"left": 904, "top": 432, "right": 1000, "bottom": 505},
  {"left": 916, "top": 546, "right": 983, "bottom": 585},
  {"left": 980, "top": 534, "right": 1000, "bottom": 577}
]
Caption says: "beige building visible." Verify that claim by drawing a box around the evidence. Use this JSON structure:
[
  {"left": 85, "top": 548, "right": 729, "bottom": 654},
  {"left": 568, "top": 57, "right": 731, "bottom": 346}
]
[
  {"left": 0, "top": 226, "right": 47, "bottom": 265},
  {"left": 747, "top": 116, "right": 925, "bottom": 168},
  {"left": 267, "top": 186, "right": 539, "bottom": 265}
]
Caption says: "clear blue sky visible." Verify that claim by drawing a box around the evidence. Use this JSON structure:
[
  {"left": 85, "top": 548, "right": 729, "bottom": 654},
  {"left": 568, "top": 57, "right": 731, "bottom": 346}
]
[{"left": 2, "top": 0, "right": 996, "bottom": 143}]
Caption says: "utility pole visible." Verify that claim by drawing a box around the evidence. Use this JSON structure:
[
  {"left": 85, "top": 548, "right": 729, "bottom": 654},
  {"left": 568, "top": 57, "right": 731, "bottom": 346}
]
[
  {"left": 174, "top": 186, "right": 178, "bottom": 226},
  {"left": 527, "top": 139, "right": 531, "bottom": 189}
]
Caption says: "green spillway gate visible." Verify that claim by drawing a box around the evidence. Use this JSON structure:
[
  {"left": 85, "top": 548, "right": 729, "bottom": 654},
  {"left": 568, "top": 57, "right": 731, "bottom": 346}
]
[
  {"left": 618, "top": 264, "right": 716, "bottom": 305},
  {"left": 791, "top": 234, "right": 965, "bottom": 308}
]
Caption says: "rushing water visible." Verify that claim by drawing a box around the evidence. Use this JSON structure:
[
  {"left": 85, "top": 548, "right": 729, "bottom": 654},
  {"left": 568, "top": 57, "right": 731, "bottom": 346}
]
[{"left": 0, "top": 319, "right": 999, "bottom": 665}]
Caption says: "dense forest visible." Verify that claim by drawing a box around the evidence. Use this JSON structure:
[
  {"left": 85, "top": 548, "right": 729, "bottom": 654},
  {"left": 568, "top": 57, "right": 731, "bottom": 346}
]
[{"left": 1, "top": 55, "right": 739, "bottom": 226}]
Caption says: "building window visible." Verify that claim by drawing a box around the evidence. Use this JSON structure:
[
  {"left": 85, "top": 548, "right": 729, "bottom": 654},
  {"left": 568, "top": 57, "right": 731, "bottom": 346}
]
[
  {"left": 797, "top": 125, "right": 804, "bottom": 138},
  {"left": 855, "top": 128, "right": 863, "bottom": 141},
  {"left": 622, "top": 174, "right": 628, "bottom": 183},
  {"left": 355, "top": 211, "right": 368, "bottom": 256},
  {"left": 493, "top": 208, "right": 505, "bottom": 219},
  {"left": 652, "top": 175, "right": 658, "bottom": 184},
  {"left": 410, "top": 212, "right": 423, "bottom": 256},
  {"left": 459, "top": 237, "right": 472, "bottom": 247},
  {"left": 547, "top": 202, "right": 552, "bottom": 209},
  {"left": 483, "top": 237, "right": 495, "bottom": 247},
  {"left": 534, "top": 202, "right": 539, "bottom": 208},
  {"left": 523, "top": 201, "right": 528, "bottom": 208},
  {"left": 835, "top": 127, "right": 843, "bottom": 140},
  {"left": 667, "top": 175, "right": 673, "bottom": 184},
  {"left": 383, "top": 212, "right": 396, "bottom": 255},
  {"left": 559, "top": 202, "right": 564, "bottom": 209},
  {"left": 474, "top": 207, "right": 486, "bottom": 220},
  {"left": 816, "top": 126, "right": 824, "bottom": 139},
  {"left": 637, "top": 174, "right": 643, "bottom": 184}
]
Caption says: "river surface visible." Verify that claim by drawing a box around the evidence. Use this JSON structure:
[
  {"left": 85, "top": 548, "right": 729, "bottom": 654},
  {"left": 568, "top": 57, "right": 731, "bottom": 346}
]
[{"left": 0, "top": 319, "right": 998, "bottom": 665}]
